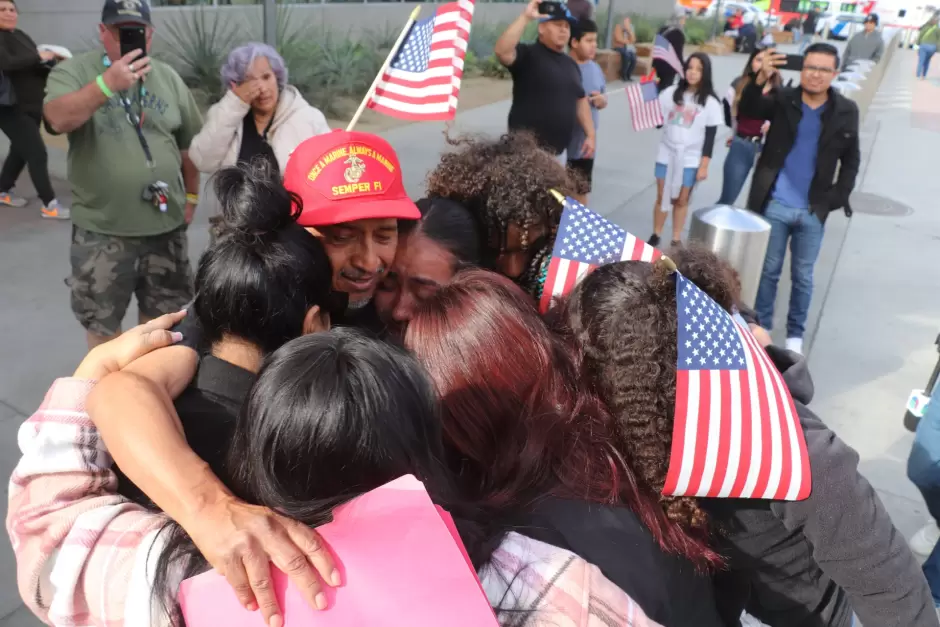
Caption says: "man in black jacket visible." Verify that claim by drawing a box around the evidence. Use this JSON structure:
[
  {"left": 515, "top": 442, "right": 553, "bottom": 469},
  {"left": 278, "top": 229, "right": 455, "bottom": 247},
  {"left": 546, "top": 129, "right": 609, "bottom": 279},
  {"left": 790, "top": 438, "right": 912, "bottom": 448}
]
[{"left": 740, "top": 44, "right": 860, "bottom": 355}]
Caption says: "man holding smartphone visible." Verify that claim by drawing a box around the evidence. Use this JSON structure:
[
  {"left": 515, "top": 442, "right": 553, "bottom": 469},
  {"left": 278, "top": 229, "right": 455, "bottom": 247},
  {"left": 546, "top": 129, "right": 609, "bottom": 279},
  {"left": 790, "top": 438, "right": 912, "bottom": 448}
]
[
  {"left": 43, "top": 0, "right": 203, "bottom": 351},
  {"left": 494, "top": 0, "right": 595, "bottom": 162},
  {"left": 739, "top": 45, "right": 860, "bottom": 356}
]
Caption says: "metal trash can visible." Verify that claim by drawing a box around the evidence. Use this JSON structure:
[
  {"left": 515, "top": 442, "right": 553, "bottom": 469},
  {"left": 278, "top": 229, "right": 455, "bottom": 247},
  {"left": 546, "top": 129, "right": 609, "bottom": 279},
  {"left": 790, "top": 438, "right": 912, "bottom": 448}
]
[{"left": 688, "top": 205, "right": 772, "bottom": 307}]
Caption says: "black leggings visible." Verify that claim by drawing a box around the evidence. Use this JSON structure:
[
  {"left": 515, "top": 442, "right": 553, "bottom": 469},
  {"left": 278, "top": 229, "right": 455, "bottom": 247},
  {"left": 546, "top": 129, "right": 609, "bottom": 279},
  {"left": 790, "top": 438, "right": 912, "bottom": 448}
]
[{"left": 0, "top": 107, "right": 55, "bottom": 204}]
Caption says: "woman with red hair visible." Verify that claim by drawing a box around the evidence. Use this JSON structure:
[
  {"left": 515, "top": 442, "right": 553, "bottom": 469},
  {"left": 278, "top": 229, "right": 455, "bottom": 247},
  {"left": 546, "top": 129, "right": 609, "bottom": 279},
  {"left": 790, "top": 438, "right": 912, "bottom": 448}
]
[{"left": 404, "top": 269, "right": 725, "bottom": 626}]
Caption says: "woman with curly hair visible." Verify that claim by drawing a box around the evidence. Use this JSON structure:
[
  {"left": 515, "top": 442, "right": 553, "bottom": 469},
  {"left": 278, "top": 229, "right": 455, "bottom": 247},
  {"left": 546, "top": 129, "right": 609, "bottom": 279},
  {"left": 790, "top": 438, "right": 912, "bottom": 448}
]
[
  {"left": 404, "top": 268, "right": 726, "bottom": 626},
  {"left": 560, "top": 247, "right": 935, "bottom": 627},
  {"left": 425, "top": 132, "right": 574, "bottom": 302}
]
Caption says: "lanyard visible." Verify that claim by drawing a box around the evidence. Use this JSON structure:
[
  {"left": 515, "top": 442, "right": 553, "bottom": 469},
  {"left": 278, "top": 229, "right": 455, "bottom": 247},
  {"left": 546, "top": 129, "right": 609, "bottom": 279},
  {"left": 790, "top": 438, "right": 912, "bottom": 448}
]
[{"left": 103, "top": 54, "right": 154, "bottom": 168}]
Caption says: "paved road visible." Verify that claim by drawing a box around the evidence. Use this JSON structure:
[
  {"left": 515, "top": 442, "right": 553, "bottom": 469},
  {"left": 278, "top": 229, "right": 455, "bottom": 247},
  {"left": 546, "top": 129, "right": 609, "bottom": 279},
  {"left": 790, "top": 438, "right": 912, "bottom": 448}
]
[{"left": 0, "top": 43, "right": 936, "bottom": 625}]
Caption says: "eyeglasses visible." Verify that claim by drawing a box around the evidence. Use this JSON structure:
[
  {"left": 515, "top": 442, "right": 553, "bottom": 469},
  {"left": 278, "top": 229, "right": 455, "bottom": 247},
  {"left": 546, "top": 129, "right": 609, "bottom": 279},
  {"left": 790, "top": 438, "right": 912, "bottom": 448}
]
[{"left": 804, "top": 65, "right": 836, "bottom": 75}]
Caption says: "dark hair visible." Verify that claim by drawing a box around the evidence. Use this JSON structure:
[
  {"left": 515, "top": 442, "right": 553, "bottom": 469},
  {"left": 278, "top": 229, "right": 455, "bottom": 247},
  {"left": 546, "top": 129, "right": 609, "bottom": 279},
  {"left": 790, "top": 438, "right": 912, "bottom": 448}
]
[
  {"left": 803, "top": 41, "right": 840, "bottom": 67},
  {"left": 571, "top": 18, "right": 598, "bottom": 42},
  {"left": 193, "top": 163, "right": 343, "bottom": 355},
  {"left": 153, "top": 329, "right": 501, "bottom": 623},
  {"left": 561, "top": 246, "right": 739, "bottom": 568},
  {"left": 675, "top": 52, "right": 718, "bottom": 107},
  {"left": 404, "top": 269, "right": 717, "bottom": 568},
  {"left": 426, "top": 132, "right": 573, "bottom": 250},
  {"left": 400, "top": 197, "right": 483, "bottom": 269}
]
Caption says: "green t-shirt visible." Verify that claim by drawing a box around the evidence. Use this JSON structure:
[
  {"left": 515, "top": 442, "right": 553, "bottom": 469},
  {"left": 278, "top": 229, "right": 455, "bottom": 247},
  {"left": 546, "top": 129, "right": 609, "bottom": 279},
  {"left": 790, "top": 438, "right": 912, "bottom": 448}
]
[{"left": 44, "top": 51, "right": 203, "bottom": 237}]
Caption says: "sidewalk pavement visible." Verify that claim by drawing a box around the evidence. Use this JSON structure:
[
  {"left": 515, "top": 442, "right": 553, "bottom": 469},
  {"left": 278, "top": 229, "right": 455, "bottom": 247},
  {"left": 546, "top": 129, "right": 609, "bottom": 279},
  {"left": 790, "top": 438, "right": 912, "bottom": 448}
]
[{"left": 0, "top": 43, "right": 934, "bottom": 625}]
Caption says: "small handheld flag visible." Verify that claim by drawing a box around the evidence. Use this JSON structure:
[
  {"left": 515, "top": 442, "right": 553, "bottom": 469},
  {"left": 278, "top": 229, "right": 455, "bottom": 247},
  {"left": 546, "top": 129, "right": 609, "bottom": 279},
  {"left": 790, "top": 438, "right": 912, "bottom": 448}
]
[
  {"left": 539, "top": 195, "right": 662, "bottom": 314},
  {"left": 664, "top": 275, "right": 811, "bottom": 501},
  {"left": 626, "top": 75, "right": 664, "bottom": 132},
  {"left": 652, "top": 33, "right": 685, "bottom": 77},
  {"left": 367, "top": 0, "right": 474, "bottom": 121}
]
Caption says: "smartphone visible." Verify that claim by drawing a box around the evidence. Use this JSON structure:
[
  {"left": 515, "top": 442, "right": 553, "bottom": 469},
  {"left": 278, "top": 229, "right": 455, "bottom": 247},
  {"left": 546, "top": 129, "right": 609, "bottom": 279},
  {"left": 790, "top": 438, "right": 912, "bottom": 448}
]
[
  {"left": 538, "top": 1, "right": 563, "bottom": 15},
  {"left": 782, "top": 54, "right": 804, "bottom": 72},
  {"left": 119, "top": 26, "right": 147, "bottom": 59}
]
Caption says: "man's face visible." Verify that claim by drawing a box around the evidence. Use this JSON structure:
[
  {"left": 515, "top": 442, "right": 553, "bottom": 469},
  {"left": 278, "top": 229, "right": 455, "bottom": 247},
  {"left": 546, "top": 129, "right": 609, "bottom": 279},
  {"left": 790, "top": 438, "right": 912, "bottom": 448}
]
[
  {"left": 99, "top": 22, "right": 153, "bottom": 61},
  {"left": 539, "top": 19, "right": 571, "bottom": 51},
  {"left": 801, "top": 51, "right": 837, "bottom": 95},
  {"left": 572, "top": 32, "right": 598, "bottom": 61},
  {"left": 316, "top": 218, "right": 398, "bottom": 305},
  {"left": 864, "top": 20, "right": 876, "bottom": 33}
]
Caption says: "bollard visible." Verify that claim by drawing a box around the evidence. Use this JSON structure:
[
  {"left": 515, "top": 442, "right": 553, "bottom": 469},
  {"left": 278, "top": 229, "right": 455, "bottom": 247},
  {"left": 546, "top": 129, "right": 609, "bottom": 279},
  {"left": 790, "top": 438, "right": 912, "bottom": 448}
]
[{"left": 688, "top": 205, "right": 772, "bottom": 308}]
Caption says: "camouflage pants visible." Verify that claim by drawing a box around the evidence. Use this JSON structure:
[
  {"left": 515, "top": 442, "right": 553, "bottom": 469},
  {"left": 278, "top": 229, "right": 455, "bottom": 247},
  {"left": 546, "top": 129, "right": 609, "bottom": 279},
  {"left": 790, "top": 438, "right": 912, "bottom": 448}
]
[{"left": 67, "top": 225, "right": 194, "bottom": 337}]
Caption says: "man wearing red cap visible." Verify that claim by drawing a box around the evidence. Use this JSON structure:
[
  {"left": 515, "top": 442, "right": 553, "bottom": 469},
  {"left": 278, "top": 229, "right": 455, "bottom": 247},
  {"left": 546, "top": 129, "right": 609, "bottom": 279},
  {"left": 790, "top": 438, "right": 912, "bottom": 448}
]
[{"left": 283, "top": 129, "right": 419, "bottom": 325}]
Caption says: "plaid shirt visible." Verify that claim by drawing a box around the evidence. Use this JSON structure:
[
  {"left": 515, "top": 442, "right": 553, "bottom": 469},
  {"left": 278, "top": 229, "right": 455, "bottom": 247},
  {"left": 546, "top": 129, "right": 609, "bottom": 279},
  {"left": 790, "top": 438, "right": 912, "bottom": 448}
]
[{"left": 7, "top": 378, "right": 663, "bottom": 627}]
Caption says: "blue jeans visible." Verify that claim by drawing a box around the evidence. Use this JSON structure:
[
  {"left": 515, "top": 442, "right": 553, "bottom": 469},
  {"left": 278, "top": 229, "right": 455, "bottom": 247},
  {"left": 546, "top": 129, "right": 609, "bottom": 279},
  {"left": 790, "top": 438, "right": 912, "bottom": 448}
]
[
  {"left": 754, "top": 200, "right": 825, "bottom": 339},
  {"left": 918, "top": 44, "right": 937, "bottom": 78},
  {"left": 908, "top": 381, "right": 940, "bottom": 605},
  {"left": 617, "top": 47, "right": 637, "bottom": 81},
  {"left": 718, "top": 136, "right": 759, "bottom": 206}
]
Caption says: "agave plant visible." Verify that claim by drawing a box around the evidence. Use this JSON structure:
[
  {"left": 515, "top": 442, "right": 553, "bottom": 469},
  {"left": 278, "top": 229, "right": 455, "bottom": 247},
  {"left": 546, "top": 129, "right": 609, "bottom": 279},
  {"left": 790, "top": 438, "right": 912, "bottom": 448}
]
[{"left": 156, "top": 7, "right": 242, "bottom": 108}]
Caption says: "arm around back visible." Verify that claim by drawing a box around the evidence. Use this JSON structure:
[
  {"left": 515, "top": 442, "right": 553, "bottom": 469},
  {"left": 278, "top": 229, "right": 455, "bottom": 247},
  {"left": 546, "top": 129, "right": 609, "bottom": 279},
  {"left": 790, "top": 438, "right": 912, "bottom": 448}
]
[
  {"left": 770, "top": 404, "right": 939, "bottom": 627},
  {"left": 738, "top": 79, "right": 777, "bottom": 122}
]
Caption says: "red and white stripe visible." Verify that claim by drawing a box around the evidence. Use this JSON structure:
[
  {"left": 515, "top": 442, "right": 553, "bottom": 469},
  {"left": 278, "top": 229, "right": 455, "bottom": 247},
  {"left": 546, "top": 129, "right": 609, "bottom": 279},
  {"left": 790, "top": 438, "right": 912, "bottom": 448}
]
[
  {"left": 626, "top": 81, "right": 665, "bottom": 132},
  {"left": 368, "top": 0, "right": 474, "bottom": 121},
  {"left": 663, "top": 320, "right": 811, "bottom": 500},
  {"left": 539, "top": 233, "right": 662, "bottom": 313}
]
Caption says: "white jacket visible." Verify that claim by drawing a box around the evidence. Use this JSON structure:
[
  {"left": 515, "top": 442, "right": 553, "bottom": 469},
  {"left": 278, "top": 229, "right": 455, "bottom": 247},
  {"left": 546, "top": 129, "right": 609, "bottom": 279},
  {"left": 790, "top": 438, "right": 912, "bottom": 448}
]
[{"left": 187, "top": 85, "right": 330, "bottom": 174}]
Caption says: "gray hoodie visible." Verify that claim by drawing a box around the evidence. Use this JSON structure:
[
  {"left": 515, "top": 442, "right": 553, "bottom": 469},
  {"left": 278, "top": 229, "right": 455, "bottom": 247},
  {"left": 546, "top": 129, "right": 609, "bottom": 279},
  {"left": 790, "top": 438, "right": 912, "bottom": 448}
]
[{"left": 707, "top": 348, "right": 937, "bottom": 627}]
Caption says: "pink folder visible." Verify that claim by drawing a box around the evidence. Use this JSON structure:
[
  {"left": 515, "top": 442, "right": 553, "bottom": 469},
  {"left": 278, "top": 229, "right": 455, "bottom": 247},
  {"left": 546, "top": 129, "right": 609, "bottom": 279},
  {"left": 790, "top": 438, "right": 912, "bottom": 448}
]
[{"left": 178, "top": 475, "right": 498, "bottom": 626}]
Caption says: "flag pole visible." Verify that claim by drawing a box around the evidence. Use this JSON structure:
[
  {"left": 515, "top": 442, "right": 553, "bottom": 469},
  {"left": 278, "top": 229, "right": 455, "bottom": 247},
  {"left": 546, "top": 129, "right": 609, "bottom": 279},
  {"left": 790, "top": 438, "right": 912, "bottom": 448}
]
[{"left": 347, "top": 6, "right": 422, "bottom": 132}]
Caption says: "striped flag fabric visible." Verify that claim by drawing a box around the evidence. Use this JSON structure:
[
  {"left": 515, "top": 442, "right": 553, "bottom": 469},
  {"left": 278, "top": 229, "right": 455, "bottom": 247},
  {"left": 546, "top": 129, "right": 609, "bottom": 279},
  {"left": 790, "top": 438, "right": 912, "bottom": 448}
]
[
  {"left": 367, "top": 0, "right": 474, "bottom": 121},
  {"left": 652, "top": 33, "right": 685, "bottom": 76},
  {"left": 663, "top": 274, "right": 811, "bottom": 501},
  {"left": 626, "top": 77, "right": 664, "bottom": 132},
  {"left": 539, "top": 196, "right": 662, "bottom": 313}
]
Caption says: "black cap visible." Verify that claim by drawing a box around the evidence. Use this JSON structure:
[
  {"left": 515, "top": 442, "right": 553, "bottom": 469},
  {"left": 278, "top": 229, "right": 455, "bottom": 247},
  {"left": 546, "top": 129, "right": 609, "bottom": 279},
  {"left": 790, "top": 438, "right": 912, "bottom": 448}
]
[
  {"left": 865, "top": 13, "right": 879, "bottom": 24},
  {"left": 101, "top": 0, "right": 152, "bottom": 26}
]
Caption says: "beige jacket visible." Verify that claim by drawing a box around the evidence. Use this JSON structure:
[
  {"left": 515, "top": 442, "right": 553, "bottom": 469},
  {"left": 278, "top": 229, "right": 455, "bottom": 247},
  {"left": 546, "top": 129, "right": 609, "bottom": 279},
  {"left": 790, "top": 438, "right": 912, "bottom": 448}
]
[{"left": 188, "top": 85, "right": 330, "bottom": 174}]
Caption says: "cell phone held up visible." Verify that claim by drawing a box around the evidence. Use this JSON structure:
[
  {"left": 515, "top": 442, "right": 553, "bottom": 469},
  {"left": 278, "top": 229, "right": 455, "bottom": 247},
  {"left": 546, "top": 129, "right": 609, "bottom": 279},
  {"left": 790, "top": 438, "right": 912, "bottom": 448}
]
[
  {"left": 538, "top": 1, "right": 564, "bottom": 15},
  {"left": 782, "top": 54, "right": 803, "bottom": 73},
  {"left": 119, "top": 25, "right": 147, "bottom": 59}
]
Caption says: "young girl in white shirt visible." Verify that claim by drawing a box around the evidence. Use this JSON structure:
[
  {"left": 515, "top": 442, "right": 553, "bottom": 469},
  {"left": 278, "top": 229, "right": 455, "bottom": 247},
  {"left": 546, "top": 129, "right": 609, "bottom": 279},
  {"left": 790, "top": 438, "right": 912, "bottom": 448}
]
[{"left": 648, "top": 52, "right": 722, "bottom": 248}]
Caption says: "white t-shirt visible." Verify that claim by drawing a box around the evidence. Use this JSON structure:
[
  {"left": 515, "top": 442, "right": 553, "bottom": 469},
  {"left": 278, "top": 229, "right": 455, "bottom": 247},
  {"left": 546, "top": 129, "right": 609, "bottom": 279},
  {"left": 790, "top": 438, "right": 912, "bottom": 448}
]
[{"left": 657, "top": 86, "right": 723, "bottom": 168}]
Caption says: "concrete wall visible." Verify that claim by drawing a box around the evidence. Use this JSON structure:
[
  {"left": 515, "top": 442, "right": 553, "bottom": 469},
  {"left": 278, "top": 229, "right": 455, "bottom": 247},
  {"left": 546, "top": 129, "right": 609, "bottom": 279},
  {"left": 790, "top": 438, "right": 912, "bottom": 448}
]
[{"left": 18, "top": 0, "right": 677, "bottom": 51}]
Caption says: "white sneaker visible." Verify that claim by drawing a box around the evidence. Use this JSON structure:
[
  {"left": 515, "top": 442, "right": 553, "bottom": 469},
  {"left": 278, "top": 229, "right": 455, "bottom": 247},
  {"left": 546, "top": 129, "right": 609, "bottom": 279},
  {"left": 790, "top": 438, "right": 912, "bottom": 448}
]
[
  {"left": 0, "top": 190, "right": 27, "bottom": 207},
  {"left": 910, "top": 522, "right": 940, "bottom": 556},
  {"left": 40, "top": 198, "right": 70, "bottom": 220},
  {"left": 785, "top": 337, "right": 804, "bottom": 355}
]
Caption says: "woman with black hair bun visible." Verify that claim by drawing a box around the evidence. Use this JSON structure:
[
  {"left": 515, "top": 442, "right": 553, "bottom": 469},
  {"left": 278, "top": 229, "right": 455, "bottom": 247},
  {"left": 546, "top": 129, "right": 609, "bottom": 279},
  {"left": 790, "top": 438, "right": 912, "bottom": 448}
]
[{"left": 113, "top": 161, "right": 348, "bottom": 504}]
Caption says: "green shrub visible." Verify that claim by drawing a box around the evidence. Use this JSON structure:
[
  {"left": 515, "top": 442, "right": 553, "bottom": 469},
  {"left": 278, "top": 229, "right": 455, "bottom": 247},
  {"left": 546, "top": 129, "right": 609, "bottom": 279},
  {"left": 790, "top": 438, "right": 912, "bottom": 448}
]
[
  {"left": 157, "top": 8, "right": 241, "bottom": 108},
  {"left": 480, "top": 54, "right": 510, "bottom": 79},
  {"left": 685, "top": 17, "right": 711, "bottom": 45}
]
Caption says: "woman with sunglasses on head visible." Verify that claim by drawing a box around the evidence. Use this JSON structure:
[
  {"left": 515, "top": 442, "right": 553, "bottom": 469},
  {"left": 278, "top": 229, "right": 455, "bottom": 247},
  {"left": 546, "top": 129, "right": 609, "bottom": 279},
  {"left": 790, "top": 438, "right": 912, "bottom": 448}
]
[
  {"left": 403, "top": 269, "right": 726, "bottom": 626},
  {"left": 558, "top": 247, "right": 935, "bottom": 627}
]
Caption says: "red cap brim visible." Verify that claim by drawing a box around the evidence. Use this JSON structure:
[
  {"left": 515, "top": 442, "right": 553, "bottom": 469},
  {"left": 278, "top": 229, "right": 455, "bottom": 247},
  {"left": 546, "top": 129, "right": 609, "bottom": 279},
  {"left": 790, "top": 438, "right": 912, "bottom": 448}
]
[{"left": 298, "top": 197, "right": 421, "bottom": 227}]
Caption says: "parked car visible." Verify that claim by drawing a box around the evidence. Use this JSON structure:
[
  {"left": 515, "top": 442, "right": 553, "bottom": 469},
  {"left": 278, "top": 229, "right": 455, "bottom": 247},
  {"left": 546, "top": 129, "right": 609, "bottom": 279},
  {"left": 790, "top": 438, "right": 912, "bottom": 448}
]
[
  {"left": 707, "top": 1, "right": 778, "bottom": 28},
  {"left": 818, "top": 11, "right": 867, "bottom": 40}
]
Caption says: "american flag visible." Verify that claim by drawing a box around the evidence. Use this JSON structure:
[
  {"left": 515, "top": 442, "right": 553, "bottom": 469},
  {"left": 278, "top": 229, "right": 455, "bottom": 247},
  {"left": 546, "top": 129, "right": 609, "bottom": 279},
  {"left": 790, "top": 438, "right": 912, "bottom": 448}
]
[
  {"left": 539, "top": 197, "right": 662, "bottom": 313},
  {"left": 663, "top": 274, "right": 811, "bottom": 500},
  {"left": 626, "top": 77, "right": 664, "bottom": 132},
  {"left": 367, "top": 0, "right": 474, "bottom": 121},
  {"left": 652, "top": 33, "right": 685, "bottom": 77}
]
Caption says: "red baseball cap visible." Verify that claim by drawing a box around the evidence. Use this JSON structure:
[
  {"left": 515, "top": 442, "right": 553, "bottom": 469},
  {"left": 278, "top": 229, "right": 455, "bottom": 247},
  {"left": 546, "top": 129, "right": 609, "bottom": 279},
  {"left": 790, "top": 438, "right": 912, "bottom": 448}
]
[{"left": 284, "top": 130, "right": 420, "bottom": 228}]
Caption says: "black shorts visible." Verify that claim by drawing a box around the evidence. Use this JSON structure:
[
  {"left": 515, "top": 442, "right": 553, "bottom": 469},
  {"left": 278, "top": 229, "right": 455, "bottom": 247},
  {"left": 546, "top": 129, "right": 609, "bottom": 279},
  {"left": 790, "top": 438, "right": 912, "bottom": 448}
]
[{"left": 567, "top": 158, "right": 594, "bottom": 194}]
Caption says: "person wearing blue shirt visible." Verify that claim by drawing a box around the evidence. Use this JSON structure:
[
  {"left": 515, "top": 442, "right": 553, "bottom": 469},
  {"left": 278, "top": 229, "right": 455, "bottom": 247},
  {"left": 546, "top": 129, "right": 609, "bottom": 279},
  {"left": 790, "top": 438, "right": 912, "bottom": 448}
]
[
  {"left": 567, "top": 18, "right": 606, "bottom": 204},
  {"left": 738, "top": 44, "right": 860, "bottom": 355}
]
